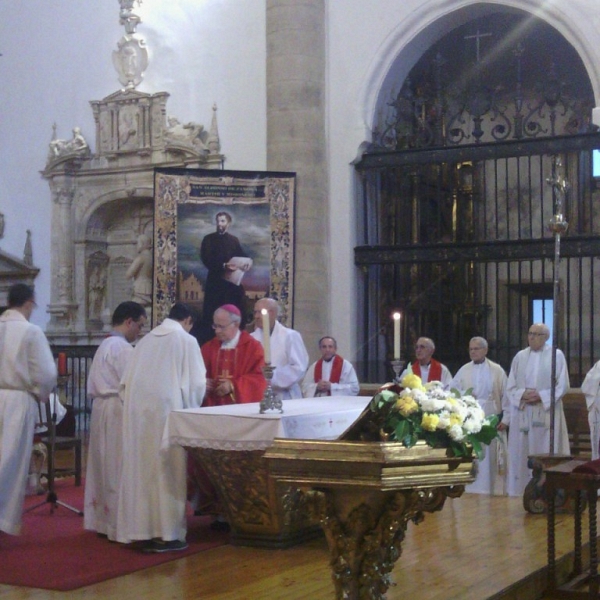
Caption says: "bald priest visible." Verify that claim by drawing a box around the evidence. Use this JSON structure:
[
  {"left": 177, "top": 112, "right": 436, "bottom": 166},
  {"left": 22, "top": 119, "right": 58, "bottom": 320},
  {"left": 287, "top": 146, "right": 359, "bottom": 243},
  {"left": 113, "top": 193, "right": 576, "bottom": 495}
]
[
  {"left": 302, "top": 336, "right": 360, "bottom": 398},
  {"left": 201, "top": 304, "right": 267, "bottom": 406}
]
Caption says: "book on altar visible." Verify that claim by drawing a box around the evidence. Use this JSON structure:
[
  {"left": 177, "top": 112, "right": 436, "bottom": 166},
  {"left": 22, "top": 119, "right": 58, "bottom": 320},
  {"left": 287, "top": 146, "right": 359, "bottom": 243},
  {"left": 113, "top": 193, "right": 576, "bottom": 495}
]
[{"left": 222, "top": 257, "right": 253, "bottom": 286}]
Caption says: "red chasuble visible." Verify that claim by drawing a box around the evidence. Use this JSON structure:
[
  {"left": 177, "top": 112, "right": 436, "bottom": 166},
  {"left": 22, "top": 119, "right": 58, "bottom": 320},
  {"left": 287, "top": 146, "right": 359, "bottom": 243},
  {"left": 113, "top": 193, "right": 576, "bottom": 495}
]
[
  {"left": 411, "top": 358, "right": 443, "bottom": 382},
  {"left": 201, "top": 330, "right": 267, "bottom": 406}
]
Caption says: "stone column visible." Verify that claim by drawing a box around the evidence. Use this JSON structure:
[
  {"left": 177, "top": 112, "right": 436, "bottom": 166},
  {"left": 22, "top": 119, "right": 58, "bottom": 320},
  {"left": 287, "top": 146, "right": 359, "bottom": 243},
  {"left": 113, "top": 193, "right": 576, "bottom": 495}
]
[
  {"left": 47, "top": 182, "right": 77, "bottom": 333},
  {"left": 266, "top": 0, "right": 329, "bottom": 353}
]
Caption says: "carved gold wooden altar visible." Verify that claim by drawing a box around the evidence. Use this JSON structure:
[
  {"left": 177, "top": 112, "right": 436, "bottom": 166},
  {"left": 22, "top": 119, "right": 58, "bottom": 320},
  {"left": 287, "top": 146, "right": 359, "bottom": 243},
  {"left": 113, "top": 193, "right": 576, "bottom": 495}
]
[
  {"left": 187, "top": 447, "right": 321, "bottom": 548},
  {"left": 264, "top": 439, "right": 475, "bottom": 600}
]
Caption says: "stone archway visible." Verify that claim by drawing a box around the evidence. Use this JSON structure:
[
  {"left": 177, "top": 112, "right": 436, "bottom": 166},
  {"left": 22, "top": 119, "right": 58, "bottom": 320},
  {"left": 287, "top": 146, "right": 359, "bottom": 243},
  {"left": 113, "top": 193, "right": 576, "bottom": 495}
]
[{"left": 354, "top": 4, "right": 600, "bottom": 381}]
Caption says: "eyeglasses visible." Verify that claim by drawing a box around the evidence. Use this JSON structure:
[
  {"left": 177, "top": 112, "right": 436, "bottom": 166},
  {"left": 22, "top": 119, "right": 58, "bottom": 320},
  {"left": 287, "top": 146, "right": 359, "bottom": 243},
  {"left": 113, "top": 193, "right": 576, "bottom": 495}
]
[
  {"left": 528, "top": 332, "right": 546, "bottom": 337},
  {"left": 212, "top": 321, "right": 234, "bottom": 331}
]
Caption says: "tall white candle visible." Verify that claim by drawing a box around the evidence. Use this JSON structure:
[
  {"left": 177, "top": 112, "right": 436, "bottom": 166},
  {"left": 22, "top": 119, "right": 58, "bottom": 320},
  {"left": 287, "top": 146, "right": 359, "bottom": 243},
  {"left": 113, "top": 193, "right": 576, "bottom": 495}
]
[
  {"left": 261, "top": 308, "right": 271, "bottom": 363},
  {"left": 393, "top": 312, "right": 401, "bottom": 359}
]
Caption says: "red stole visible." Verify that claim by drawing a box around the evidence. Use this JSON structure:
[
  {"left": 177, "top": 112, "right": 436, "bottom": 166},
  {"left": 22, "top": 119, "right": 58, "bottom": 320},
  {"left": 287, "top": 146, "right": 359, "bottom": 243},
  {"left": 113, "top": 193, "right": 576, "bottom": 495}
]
[
  {"left": 412, "top": 359, "right": 442, "bottom": 382},
  {"left": 314, "top": 355, "right": 344, "bottom": 395}
]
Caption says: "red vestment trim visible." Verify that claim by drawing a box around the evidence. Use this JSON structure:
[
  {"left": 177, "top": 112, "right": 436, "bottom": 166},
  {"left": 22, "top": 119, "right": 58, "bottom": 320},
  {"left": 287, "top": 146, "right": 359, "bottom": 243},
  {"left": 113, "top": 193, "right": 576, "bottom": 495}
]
[
  {"left": 314, "top": 354, "right": 344, "bottom": 396},
  {"left": 411, "top": 358, "right": 442, "bottom": 382}
]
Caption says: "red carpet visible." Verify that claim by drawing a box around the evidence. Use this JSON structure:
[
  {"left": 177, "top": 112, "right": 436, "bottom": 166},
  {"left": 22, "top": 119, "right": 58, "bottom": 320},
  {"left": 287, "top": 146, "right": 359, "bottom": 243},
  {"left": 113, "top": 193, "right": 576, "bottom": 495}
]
[{"left": 0, "top": 479, "right": 228, "bottom": 591}]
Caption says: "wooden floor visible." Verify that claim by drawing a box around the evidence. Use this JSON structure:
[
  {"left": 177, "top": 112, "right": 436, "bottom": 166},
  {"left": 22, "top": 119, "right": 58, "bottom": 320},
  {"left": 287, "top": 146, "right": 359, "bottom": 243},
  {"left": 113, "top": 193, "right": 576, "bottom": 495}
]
[{"left": 0, "top": 490, "right": 584, "bottom": 600}]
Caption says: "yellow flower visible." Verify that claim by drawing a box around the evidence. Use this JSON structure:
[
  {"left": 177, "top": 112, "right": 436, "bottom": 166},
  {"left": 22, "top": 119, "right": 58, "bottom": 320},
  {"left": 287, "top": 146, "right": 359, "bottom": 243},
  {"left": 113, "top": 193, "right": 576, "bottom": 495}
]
[
  {"left": 401, "top": 373, "right": 424, "bottom": 390},
  {"left": 421, "top": 413, "right": 439, "bottom": 431},
  {"left": 395, "top": 395, "right": 419, "bottom": 417},
  {"left": 449, "top": 413, "right": 463, "bottom": 427}
]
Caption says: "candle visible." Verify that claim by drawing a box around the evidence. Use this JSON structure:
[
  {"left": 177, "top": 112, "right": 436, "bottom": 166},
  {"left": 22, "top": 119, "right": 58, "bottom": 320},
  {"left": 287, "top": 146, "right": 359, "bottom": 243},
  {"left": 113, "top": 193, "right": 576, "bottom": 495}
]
[
  {"left": 393, "top": 313, "right": 401, "bottom": 359},
  {"left": 261, "top": 308, "right": 271, "bottom": 363},
  {"left": 58, "top": 352, "right": 68, "bottom": 376}
]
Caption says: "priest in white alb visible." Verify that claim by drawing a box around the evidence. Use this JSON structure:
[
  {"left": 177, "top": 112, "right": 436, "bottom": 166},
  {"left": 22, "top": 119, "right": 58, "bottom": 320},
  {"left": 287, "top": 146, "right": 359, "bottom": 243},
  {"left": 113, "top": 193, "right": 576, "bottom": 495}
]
[
  {"left": 251, "top": 297, "right": 309, "bottom": 400},
  {"left": 450, "top": 337, "right": 508, "bottom": 495},
  {"left": 400, "top": 337, "right": 453, "bottom": 387},
  {"left": 116, "top": 303, "right": 206, "bottom": 552},
  {"left": 504, "top": 323, "right": 570, "bottom": 497},
  {"left": 302, "top": 336, "right": 359, "bottom": 397},
  {"left": 84, "top": 301, "right": 146, "bottom": 541},
  {"left": 0, "top": 284, "right": 57, "bottom": 535},
  {"left": 581, "top": 359, "right": 600, "bottom": 460}
]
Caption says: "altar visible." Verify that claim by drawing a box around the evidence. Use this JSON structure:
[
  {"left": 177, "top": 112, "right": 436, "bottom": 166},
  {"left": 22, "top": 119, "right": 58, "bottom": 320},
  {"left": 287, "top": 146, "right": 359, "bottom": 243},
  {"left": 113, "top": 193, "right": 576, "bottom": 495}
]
[{"left": 164, "top": 396, "right": 371, "bottom": 547}]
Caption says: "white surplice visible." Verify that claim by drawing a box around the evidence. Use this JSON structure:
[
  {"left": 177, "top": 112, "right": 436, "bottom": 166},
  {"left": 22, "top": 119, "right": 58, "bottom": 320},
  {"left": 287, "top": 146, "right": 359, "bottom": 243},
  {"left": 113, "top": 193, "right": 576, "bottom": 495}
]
[
  {"left": 0, "top": 309, "right": 57, "bottom": 534},
  {"left": 84, "top": 333, "right": 134, "bottom": 539},
  {"left": 450, "top": 358, "right": 508, "bottom": 495},
  {"left": 504, "top": 344, "right": 570, "bottom": 497},
  {"left": 116, "top": 319, "right": 206, "bottom": 543},
  {"left": 301, "top": 357, "right": 360, "bottom": 398},
  {"left": 251, "top": 321, "right": 308, "bottom": 400},
  {"left": 581, "top": 360, "right": 600, "bottom": 460}
]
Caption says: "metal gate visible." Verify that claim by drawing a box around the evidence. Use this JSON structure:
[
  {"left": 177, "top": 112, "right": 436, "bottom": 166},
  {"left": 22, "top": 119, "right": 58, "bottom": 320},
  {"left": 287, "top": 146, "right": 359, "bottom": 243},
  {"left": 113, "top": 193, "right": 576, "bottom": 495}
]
[{"left": 354, "top": 133, "right": 600, "bottom": 385}]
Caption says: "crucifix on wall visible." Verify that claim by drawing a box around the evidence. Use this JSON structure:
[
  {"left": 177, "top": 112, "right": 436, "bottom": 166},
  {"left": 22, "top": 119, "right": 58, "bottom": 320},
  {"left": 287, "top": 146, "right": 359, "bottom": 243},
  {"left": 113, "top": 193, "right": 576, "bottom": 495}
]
[{"left": 464, "top": 29, "right": 492, "bottom": 63}]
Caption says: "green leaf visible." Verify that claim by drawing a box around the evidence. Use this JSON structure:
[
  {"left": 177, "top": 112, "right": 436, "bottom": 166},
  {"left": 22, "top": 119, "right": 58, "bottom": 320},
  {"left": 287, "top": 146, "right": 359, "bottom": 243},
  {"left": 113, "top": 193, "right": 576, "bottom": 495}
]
[
  {"left": 485, "top": 414, "right": 499, "bottom": 428},
  {"left": 469, "top": 437, "right": 484, "bottom": 460},
  {"left": 474, "top": 424, "right": 499, "bottom": 445},
  {"left": 395, "top": 420, "right": 410, "bottom": 441}
]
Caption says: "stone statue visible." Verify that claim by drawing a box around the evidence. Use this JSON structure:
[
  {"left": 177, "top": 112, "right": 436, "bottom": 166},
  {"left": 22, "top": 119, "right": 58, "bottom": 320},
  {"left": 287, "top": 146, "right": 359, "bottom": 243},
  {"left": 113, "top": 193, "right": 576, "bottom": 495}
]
[
  {"left": 125, "top": 234, "right": 153, "bottom": 306},
  {"left": 49, "top": 126, "right": 89, "bottom": 159},
  {"left": 165, "top": 117, "right": 208, "bottom": 152},
  {"left": 88, "top": 263, "right": 107, "bottom": 320}
]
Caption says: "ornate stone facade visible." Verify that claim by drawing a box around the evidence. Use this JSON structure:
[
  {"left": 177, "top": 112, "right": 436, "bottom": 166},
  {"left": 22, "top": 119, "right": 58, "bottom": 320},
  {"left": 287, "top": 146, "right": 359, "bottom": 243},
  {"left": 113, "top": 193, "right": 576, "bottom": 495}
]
[
  {"left": 42, "top": 0, "right": 224, "bottom": 344},
  {"left": 43, "top": 92, "right": 224, "bottom": 343}
]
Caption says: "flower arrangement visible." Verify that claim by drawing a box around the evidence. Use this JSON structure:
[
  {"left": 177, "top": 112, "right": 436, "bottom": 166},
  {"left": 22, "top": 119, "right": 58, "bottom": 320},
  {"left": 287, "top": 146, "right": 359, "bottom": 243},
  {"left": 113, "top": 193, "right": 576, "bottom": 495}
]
[{"left": 368, "top": 371, "right": 499, "bottom": 459}]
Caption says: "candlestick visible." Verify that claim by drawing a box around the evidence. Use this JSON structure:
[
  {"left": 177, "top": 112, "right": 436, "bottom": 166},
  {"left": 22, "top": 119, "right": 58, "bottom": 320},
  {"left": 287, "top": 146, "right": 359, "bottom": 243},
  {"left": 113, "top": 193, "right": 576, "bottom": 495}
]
[
  {"left": 58, "top": 352, "right": 68, "bottom": 376},
  {"left": 393, "top": 312, "right": 401, "bottom": 359},
  {"left": 261, "top": 308, "right": 271, "bottom": 363},
  {"left": 259, "top": 364, "right": 282, "bottom": 413}
]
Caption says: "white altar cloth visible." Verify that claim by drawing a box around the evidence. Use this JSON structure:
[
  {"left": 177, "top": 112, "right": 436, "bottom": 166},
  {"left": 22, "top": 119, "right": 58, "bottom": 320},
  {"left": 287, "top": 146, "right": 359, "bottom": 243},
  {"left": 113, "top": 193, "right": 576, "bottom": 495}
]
[{"left": 164, "top": 396, "right": 370, "bottom": 451}]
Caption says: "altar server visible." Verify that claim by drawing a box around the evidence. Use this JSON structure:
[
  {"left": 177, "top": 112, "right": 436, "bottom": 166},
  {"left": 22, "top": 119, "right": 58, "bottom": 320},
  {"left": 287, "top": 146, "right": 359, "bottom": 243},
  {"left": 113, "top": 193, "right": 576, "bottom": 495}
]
[
  {"left": 0, "top": 284, "right": 57, "bottom": 535},
  {"left": 84, "top": 301, "right": 146, "bottom": 540},
  {"left": 116, "top": 303, "right": 206, "bottom": 552},
  {"left": 504, "top": 323, "right": 570, "bottom": 496}
]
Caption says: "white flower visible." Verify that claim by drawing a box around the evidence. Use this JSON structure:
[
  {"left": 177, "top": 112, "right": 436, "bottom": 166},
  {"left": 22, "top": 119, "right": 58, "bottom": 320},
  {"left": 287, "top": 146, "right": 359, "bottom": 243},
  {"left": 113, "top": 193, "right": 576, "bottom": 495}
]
[
  {"left": 436, "top": 410, "right": 451, "bottom": 430},
  {"left": 448, "top": 423, "right": 465, "bottom": 441}
]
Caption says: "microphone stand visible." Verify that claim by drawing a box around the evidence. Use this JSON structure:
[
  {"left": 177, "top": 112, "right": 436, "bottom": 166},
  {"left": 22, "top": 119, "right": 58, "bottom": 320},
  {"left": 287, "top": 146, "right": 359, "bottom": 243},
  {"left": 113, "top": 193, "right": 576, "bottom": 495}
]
[{"left": 26, "top": 375, "right": 83, "bottom": 516}]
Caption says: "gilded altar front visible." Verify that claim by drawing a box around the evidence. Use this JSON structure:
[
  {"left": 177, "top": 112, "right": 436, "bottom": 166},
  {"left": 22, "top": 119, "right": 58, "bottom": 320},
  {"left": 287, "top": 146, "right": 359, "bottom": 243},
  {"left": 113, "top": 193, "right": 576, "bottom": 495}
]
[{"left": 165, "top": 396, "right": 370, "bottom": 547}]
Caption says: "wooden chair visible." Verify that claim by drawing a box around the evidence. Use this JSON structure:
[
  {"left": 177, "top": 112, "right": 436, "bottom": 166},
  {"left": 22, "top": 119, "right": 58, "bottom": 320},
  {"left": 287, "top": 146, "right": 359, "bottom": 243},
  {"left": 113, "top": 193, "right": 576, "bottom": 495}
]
[
  {"left": 35, "top": 399, "right": 83, "bottom": 487},
  {"left": 26, "top": 395, "right": 83, "bottom": 515}
]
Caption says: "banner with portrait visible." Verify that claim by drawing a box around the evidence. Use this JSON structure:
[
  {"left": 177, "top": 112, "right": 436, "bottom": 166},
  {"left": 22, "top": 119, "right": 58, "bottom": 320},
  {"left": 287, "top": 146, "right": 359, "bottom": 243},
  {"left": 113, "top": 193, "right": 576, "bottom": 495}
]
[{"left": 152, "top": 167, "right": 296, "bottom": 341}]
